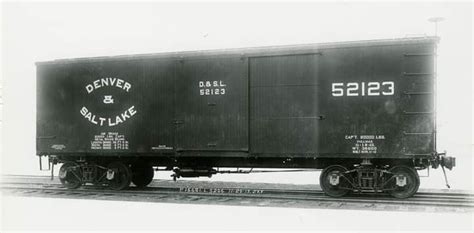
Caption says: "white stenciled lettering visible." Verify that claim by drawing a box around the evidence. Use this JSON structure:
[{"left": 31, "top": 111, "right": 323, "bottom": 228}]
[
  {"left": 85, "top": 77, "right": 132, "bottom": 93},
  {"left": 331, "top": 81, "right": 395, "bottom": 97},
  {"left": 199, "top": 80, "right": 227, "bottom": 96},
  {"left": 99, "top": 117, "right": 106, "bottom": 126},
  {"left": 91, "top": 132, "right": 129, "bottom": 150},
  {"left": 115, "top": 116, "right": 123, "bottom": 124},
  {"left": 81, "top": 78, "right": 135, "bottom": 127},
  {"left": 85, "top": 111, "right": 98, "bottom": 124},
  {"left": 120, "top": 111, "right": 130, "bottom": 120},
  {"left": 129, "top": 106, "right": 136, "bottom": 116},
  {"left": 345, "top": 135, "right": 385, "bottom": 154},
  {"left": 368, "top": 82, "right": 381, "bottom": 96},
  {"left": 80, "top": 106, "right": 137, "bottom": 127},
  {"left": 108, "top": 118, "right": 116, "bottom": 126},
  {"left": 116, "top": 79, "right": 124, "bottom": 88},
  {"left": 85, "top": 85, "right": 94, "bottom": 93},
  {"left": 123, "top": 82, "right": 131, "bottom": 92},
  {"left": 93, "top": 80, "right": 101, "bottom": 89},
  {"left": 103, "top": 95, "right": 114, "bottom": 104},
  {"left": 80, "top": 106, "right": 88, "bottom": 116},
  {"left": 100, "top": 78, "right": 109, "bottom": 86},
  {"left": 346, "top": 83, "right": 359, "bottom": 96},
  {"left": 109, "top": 78, "right": 117, "bottom": 86}
]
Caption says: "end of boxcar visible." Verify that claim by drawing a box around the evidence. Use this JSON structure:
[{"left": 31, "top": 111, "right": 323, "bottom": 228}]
[
  {"left": 430, "top": 151, "right": 456, "bottom": 188},
  {"left": 431, "top": 151, "right": 456, "bottom": 170}
]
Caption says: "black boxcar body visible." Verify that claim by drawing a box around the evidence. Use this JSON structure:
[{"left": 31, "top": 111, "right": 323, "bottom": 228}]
[
  {"left": 36, "top": 37, "right": 454, "bottom": 197},
  {"left": 37, "top": 37, "right": 436, "bottom": 161}
]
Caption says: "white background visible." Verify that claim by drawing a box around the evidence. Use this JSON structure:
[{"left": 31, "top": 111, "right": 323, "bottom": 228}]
[{"left": 1, "top": 1, "right": 473, "bottom": 232}]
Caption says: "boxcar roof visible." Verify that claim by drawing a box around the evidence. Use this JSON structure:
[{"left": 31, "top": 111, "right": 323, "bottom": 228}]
[{"left": 36, "top": 36, "right": 438, "bottom": 65}]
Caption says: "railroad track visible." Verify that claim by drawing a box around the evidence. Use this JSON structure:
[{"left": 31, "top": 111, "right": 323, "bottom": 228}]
[{"left": 1, "top": 175, "right": 473, "bottom": 212}]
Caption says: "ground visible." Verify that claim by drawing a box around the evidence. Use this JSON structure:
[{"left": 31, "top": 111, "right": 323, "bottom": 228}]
[{"left": 1, "top": 195, "right": 472, "bottom": 232}]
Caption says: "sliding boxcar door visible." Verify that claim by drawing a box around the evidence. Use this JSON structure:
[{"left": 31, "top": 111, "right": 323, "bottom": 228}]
[{"left": 249, "top": 54, "right": 321, "bottom": 155}]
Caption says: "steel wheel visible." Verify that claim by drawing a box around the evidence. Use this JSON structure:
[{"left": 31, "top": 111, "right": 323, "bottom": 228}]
[
  {"left": 320, "top": 165, "right": 351, "bottom": 197},
  {"left": 58, "top": 162, "right": 82, "bottom": 189},
  {"left": 387, "top": 166, "right": 420, "bottom": 198},
  {"left": 107, "top": 161, "right": 132, "bottom": 190},
  {"left": 131, "top": 162, "right": 154, "bottom": 188}
]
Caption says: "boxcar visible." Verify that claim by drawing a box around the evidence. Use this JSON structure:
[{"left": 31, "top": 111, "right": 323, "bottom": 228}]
[{"left": 36, "top": 37, "right": 455, "bottom": 198}]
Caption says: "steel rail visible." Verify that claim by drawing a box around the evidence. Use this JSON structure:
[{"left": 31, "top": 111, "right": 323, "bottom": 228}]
[
  {"left": 1, "top": 186, "right": 473, "bottom": 210},
  {"left": 2, "top": 179, "right": 473, "bottom": 198},
  {"left": 1, "top": 181, "right": 472, "bottom": 211}
]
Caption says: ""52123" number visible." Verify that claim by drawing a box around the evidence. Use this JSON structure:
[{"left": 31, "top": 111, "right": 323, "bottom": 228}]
[{"left": 331, "top": 81, "right": 394, "bottom": 97}]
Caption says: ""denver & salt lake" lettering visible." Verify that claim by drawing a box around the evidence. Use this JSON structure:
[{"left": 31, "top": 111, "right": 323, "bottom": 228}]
[{"left": 80, "top": 77, "right": 137, "bottom": 127}]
